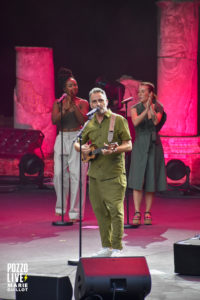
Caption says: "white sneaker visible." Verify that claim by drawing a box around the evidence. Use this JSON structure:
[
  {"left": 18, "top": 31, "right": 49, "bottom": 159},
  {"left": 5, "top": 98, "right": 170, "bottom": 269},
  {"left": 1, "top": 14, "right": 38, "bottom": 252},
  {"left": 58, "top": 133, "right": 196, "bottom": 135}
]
[
  {"left": 110, "top": 249, "right": 123, "bottom": 257},
  {"left": 92, "top": 247, "right": 112, "bottom": 257}
]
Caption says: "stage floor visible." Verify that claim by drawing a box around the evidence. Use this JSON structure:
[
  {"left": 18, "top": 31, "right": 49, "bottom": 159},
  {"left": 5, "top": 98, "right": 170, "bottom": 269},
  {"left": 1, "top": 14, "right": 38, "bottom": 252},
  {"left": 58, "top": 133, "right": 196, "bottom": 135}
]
[{"left": 0, "top": 180, "right": 200, "bottom": 300}]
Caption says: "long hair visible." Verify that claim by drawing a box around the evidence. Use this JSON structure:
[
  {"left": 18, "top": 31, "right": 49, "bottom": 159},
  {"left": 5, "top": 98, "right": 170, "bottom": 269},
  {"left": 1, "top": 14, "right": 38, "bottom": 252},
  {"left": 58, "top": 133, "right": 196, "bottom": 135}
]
[{"left": 140, "top": 81, "right": 155, "bottom": 93}]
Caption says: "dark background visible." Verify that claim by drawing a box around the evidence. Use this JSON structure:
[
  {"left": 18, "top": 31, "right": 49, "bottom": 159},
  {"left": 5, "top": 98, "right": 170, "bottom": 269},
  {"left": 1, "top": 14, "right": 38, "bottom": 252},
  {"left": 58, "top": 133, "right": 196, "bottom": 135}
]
[
  {"left": 0, "top": 0, "right": 158, "bottom": 117},
  {"left": 0, "top": 0, "right": 199, "bottom": 133}
]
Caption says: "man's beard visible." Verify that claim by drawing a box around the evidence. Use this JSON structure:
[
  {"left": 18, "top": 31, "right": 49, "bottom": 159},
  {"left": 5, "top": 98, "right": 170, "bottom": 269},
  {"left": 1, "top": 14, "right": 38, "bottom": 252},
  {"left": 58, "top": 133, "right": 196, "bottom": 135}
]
[{"left": 97, "top": 107, "right": 107, "bottom": 115}]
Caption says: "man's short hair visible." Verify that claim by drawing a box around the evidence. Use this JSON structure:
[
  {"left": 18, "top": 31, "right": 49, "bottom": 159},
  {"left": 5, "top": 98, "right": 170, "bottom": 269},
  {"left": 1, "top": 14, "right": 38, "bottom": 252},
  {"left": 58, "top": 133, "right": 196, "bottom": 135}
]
[{"left": 89, "top": 87, "right": 107, "bottom": 101}]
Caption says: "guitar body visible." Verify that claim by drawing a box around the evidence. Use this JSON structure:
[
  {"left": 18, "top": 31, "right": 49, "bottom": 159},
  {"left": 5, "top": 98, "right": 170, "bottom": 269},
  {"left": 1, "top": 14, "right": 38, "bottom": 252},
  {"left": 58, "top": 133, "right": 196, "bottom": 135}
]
[{"left": 81, "top": 145, "right": 97, "bottom": 163}]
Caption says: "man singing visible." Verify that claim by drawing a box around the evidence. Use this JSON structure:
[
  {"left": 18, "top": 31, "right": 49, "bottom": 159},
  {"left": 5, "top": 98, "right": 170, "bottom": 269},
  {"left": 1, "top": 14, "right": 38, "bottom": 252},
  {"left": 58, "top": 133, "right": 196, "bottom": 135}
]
[{"left": 74, "top": 87, "right": 132, "bottom": 257}]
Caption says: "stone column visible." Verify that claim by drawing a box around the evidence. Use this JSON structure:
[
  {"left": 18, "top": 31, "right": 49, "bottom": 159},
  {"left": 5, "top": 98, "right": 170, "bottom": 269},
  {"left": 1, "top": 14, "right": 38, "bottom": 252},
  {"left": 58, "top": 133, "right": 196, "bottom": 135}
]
[
  {"left": 14, "top": 47, "right": 56, "bottom": 157},
  {"left": 119, "top": 76, "right": 140, "bottom": 117},
  {"left": 157, "top": 1, "right": 200, "bottom": 184}
]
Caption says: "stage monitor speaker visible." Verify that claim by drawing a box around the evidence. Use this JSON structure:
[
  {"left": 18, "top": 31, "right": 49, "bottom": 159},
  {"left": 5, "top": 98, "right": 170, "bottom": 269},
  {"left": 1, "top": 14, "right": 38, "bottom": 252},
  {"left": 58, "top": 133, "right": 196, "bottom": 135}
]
[
  {"left": 174, "top": 236, "right": 200, "bottom": 275},
  {"left": 16, "top": 275, "right": 72, "bottom": 300},
  {"left": 74, "top": 257, "right": 151, "bottom": 300}
]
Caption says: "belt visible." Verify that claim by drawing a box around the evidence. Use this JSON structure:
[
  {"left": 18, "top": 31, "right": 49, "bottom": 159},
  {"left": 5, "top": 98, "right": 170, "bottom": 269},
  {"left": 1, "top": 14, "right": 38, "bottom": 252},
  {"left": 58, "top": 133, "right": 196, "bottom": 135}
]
[{"left": 62, "top": 127, "right": 80, "bottom": 132}]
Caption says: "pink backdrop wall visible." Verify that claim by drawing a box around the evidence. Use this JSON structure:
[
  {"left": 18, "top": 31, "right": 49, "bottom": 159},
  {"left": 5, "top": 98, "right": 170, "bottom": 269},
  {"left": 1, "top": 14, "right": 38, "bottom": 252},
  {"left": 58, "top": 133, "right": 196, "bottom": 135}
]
[
  {"left": 14, "top": 47, "right": 56, "bottom": 157},
  {"left": 157, "top": 1, "right": 200, "bottom": 184},
  {"left": 157, "top": 1, "right": 199, "bottom": 136}
]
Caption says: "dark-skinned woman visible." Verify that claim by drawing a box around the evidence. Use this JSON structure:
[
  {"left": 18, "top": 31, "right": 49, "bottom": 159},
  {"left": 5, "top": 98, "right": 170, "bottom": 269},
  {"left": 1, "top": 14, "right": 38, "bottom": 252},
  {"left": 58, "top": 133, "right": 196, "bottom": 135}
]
[{"left": 52, "top": 68, "right": 89, "bottom": 222}]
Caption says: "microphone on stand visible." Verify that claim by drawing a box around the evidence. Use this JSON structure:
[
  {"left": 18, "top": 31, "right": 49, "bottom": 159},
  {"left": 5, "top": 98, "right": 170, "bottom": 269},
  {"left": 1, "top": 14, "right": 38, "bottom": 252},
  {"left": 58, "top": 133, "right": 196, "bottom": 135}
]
[
  {"left": 121, "top": 97, "right": 133, "bottom": 104},
  {"left": 86, "top": 107, "right": 100, "bottom": 117},
  {"left": 57, "top": 93, "right": 67, "bottom": 104}
]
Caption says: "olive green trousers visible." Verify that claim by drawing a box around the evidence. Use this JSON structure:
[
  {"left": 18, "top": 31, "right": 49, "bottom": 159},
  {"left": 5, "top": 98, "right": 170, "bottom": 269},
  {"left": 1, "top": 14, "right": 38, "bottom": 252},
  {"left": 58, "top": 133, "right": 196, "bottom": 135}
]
[{"left": 89, "top": 174, "right": 126, "bottom": 250}]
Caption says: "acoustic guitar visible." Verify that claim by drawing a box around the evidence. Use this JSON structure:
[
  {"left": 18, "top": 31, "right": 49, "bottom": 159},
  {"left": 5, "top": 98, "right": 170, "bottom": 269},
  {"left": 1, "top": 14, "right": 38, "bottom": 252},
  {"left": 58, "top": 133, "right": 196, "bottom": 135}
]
[{"left": 81, "top": 143, "right": 118, "bottom": 163}]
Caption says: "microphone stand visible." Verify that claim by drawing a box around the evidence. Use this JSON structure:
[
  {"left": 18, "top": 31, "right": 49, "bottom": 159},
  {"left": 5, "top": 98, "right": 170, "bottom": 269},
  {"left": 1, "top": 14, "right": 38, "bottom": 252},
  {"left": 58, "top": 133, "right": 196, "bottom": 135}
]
[
  {"left": 68, "top": 117, "right": 92, "bottom": 265},
  {"left": 123, "top": 100, "right": 138, "bottom": 229},
  {"left": 52, "top": 97, "right": 73, "bottom": 226}
]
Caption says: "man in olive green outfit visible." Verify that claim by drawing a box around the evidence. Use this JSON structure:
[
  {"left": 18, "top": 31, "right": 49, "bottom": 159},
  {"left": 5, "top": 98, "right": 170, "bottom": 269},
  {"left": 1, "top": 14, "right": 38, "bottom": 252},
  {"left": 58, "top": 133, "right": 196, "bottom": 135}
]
[{"left": 74, "top": 87, "right": 132, "bottom": 257}]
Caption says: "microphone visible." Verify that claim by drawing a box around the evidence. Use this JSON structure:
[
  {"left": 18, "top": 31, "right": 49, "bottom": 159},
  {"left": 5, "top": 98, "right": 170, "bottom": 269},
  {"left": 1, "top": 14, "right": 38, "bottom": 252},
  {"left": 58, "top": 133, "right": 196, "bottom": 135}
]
[
  {"left": 86, "top": 107, "right": 100, "bottom": 117},
  {"left": 121, "top": 97, "right": 133, "bottom": 104},
  {"left": 57, "top": 93, "right": 67, "bottom": 104}
]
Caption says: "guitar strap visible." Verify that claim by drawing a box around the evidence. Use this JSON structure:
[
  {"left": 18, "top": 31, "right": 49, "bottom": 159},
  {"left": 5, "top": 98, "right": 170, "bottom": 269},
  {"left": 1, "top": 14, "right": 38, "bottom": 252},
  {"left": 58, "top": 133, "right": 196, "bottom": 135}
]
[{"left": 107, "top": 113, "right": 116, "bottom": 143}]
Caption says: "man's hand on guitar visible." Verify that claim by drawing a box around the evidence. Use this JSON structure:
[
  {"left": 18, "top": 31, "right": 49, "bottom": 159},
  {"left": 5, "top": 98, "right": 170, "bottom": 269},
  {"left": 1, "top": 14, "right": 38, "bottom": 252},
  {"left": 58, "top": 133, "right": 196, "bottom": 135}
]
[
  {"left": 101, "top": 142, "right": 118, "bottom": 156},
  {"left": 81, "top": 144, "right": 91, "bottom": 155},
  {"left": 81, "top": 144, "right": 93, "bottom": 163}
]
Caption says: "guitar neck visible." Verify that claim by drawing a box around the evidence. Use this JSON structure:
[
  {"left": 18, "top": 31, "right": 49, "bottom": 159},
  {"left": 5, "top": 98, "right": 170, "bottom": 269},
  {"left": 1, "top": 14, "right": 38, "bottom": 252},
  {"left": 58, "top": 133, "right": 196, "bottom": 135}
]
[
  {"left": 93, "top": 146, "right": 106, "bottom": 155},
  {"left": 91, "top": 143, "right": 117, "bottom": 156}
]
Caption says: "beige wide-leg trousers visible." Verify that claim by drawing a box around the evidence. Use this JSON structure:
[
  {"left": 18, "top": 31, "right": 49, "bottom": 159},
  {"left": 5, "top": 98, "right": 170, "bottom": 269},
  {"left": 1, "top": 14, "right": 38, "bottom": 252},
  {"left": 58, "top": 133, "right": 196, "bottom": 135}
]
[{"left": 54, "top": 131, "right": 87, "bottom": 219}]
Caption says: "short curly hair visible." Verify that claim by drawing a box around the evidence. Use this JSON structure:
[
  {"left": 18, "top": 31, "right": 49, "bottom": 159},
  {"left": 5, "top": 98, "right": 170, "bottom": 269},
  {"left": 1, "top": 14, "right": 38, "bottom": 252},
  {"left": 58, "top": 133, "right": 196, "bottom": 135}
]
[{"left": 58, "top": 67, "right": 74, "bottom": 91}]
